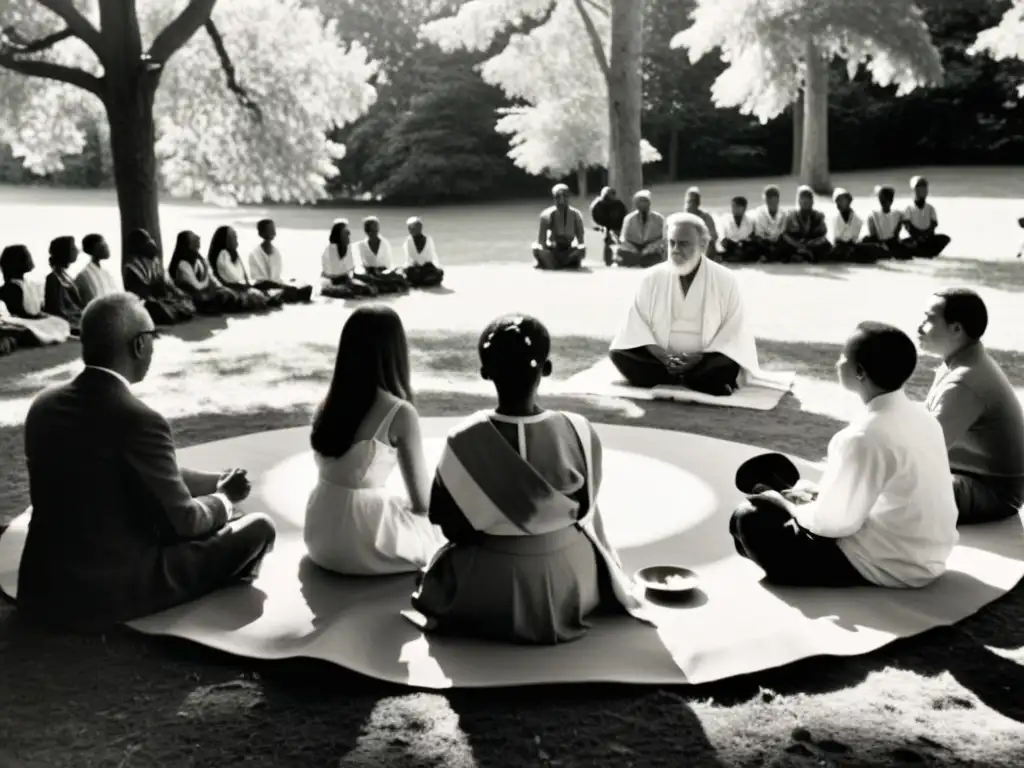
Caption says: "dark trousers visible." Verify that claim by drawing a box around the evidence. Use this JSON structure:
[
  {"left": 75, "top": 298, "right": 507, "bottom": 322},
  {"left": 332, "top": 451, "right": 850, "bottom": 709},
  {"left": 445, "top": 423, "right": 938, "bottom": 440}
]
[
  {"left": 361, "top": 268, "right": 409, "bottom": 293},
  {"left": 405, "top": 263, "right": 445, "bottom": 288},
  {"left": 608, "top": 347, "right": 740, "bottom": 396},
  {"left": 777, "top": 239, "right": 833, "bottom": 264},
  {"left": 750, "top": 237, "right": 786, "bottom": 263},
  {"left": 321, "top": 276, "right": 378, "bottom": 299},
  {"left": 829, "top": 241, "right": 885, "bottom": 264},
  {"left": 720, "top": 239, "right": 761, "bottom": 263},
  {"left": 614, "top": 246, "right": 664, "bottom": 268},
  {"left": 953, "top": 471, "right": 1024, "bottom": 525},
  {"left": 730, "top": 496, "right": 869, "bottom": 587},
  {"left": 534, "top": 244, "right": 585, "bottom": 270},
  {"left": 253, "top": 280, "right": 313, "bottom": 303},
  {"left": 902, "top": 233, "right": 951, "bottom": 259},
  {"left": 862, "top": 235, "right": 912, "bottom": 260}
]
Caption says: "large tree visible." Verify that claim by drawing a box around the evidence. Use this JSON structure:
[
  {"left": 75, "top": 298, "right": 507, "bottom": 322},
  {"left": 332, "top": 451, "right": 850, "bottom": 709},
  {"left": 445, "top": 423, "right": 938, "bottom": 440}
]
[
  {"left": 671, "top": 0, "right": 944, "bottom": 192},
  {"left": 0, "top": 0, "right": 376, "bottom": 251},
  {"left": 970, "top": 0, "right": 1024, "bottom": 87},
  {"left": 420, "top": 0, "right": 646, "bottom": 202},
  {"left": 480, "top": 0, "right": 659, "bottom": 197}
]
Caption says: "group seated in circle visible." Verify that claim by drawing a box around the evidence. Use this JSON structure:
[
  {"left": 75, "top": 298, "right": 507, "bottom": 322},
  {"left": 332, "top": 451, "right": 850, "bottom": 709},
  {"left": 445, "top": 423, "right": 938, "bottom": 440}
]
[
  {"left": 0, "top": 215, "right": 445, "bottom": 358},
  {"left": 582, "top": 174, "right": 952, "bottom": 270},
  {"left": 12, "top": 272, "right": 1022, "bottom": 644}
]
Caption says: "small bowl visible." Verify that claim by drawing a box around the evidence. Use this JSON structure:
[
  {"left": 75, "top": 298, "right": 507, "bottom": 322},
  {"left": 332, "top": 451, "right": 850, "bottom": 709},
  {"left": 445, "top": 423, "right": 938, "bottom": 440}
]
[{"left": 635, "top": 565, "right": 700, "bottom": 594}]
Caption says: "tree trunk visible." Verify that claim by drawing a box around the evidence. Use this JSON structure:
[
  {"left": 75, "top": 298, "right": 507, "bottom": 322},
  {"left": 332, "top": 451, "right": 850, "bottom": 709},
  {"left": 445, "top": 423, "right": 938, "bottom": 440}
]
[
  {"left": 576, "top": 163, "right": 588, "bottom": 200},
  {"left": 799, "top": 37, "right": 831, "bottom": 194},
  {"left": 106, "top": 86, "right": 162, "bottom": 256},
  {"left": 790, "top": 94, "right": 803, "bottom": 177},
  {"left": 606, "top": 0, "right": 644, "bottom": 202},
  {"left": 668, "top": 126, "right": 680, "bottom": 181},
  {"left": 98, "top": 0, "right": 164, "bottom": 258}
]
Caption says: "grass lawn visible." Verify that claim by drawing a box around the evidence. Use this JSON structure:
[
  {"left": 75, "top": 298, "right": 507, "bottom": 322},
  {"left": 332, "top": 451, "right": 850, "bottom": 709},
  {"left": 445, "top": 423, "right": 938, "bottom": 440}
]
[{"left": 2, "top": 171, "right": 1024, "bottom": 766}]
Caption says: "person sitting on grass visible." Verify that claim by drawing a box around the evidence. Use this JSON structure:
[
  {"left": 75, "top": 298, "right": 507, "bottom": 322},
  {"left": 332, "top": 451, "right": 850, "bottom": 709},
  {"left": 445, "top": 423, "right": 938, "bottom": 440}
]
[
  {"left": 718, "top": 195, "right": 758, "bottom": 263},
  {"left": 168, "top": 231, "right": 245, "bottom": 315},
  {"left": 402, "top": 217, "right": 445, "bottom": 288},
  {"left": 729, "top": 321, "right": 959, "bottom": 588},
  {"left": 590, "top": 186, "right": 628, "bottom": 266},
  {"left": 780, "top": 186, "right": 831, "bottom": 263},
  {"left": 828, "top": 189, "right": 882, "bottom": 264},
  {"left": 608, "top": 212, "right": 758, "bottom": 397},
  {"left": 683, "top": 187, "right": 719, "bottom": 261},
  {"left": 863, "top": 185, "right": 909, "bottom": 260},
  {"left": 355, "top": 217, "right": 409, "bottom": 294},
  {"left": 43, "top": 236, "right": 86, "bottom": 334},
  {"left": 901, "top": 176, "right": 951, "bottom": 259},
  {"left": 532, "top": 183, "right": 586, "bottom": 270},
  {"left": 0, "top": 244, "right": 72, "bottom": 344},
  {"left": 615, "top": 190, "right": 665, "bottom": 268},
  {"left": 0, "top": 302, "right": 24, "bottom": 356},
  {"left": 320, "top": 219, "right": 377, "bottom": 299},
  {"left": 122, "top": 229, "right": 196, "bottom": 326},
  {"left": 209, "top": 226, "right": 283, "bottom": 310},
  {"left": 247, "top": 219, "right": 314, "bottom": 303},
  {"left": 918, "top": 289, "right": 1024, "bottom": 525},
  {"left": 407, "top": 313, "right": 649, "bottom": 644},
  {"left": 74, "top": 234, "right": 121, "bottom": 305},
  {"left": 750, "top": 185, "right": 787, "bottom": 263},
  {"left": 16, "top": 292, "right": 277, "bottom": 631}
]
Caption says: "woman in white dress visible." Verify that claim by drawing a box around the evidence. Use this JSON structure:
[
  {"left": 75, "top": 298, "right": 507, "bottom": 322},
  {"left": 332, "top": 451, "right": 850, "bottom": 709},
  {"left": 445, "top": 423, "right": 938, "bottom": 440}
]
[{"left": 304, "top": 305, "right": 446, "bottom": 575}]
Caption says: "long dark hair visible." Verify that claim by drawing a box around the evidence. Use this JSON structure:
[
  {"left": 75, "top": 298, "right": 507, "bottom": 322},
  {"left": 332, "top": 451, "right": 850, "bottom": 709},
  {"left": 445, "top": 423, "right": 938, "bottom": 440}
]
[
  {"left": 329, "top": 219, "right": 349, "bottom": 246},
  {"left": 208, "top": 226, "right": 239, "bottom": 263},
  {"left": 311, "top": 305, "right": 413, "bottom": 458},
  {"left": 168, "top": 230, "right": 200, "bottom": 282},
  {"left": 0, "top": 245, "right": 32, "bottom": 282}
]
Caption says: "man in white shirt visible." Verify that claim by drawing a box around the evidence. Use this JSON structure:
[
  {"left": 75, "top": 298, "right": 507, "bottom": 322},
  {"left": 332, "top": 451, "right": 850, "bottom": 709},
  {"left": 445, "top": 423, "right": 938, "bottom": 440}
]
[
  {"left": 901, "top": 176, "right": 951, "bottom": 259},
  {"left": 355, "top": 216, "right": 409, "bottom": 293},
  {"left": 730, "top": 321, "right": 959, "bottom": 588},
  {"left": 615, "top": 190, "right": 666, "bottom": 268},
  {"left": 828, "top": 189, "right": 882, "bottom": 264},
  {"left": 74, "top": 234, "right": 121, "bottom": 305},
  {"left": 247, "top": 219, "right": 313, "bottom": 303},
  {"left": 718, "top": 196, "right": 758, "bottom": 263},
  {"left": 750, "top": 185, "right": 787, "bottom": 263},
  {"left": 863, "top": 185, "right": 910, "bottom": 260}
]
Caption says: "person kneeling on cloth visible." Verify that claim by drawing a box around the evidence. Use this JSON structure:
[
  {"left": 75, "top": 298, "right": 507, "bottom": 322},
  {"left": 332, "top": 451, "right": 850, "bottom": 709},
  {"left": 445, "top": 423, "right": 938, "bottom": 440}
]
[
  {"left": 607, "top": 212, "right": 764, "bottom": 397},
  {"left": 729, "top": 322, "right": 959, "bottom": 588}
]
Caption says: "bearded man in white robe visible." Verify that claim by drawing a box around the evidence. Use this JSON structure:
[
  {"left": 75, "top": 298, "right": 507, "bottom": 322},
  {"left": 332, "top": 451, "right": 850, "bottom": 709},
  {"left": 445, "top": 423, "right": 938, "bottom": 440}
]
[{"left": 608, "top": 212, "right": 762, "bottom": 397}]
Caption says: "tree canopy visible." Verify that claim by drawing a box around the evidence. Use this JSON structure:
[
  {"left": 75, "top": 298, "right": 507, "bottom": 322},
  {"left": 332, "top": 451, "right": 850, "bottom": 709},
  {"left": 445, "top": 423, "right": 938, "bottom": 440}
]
[
  {"left": 671, "top": 0, "right": 944, "bottom": 124},
  {"left": 970, "top": 0, "right": 1024, "bottom": 91},
  {"left": 0, "top": 0, "right": 377, "bottom": 204}
]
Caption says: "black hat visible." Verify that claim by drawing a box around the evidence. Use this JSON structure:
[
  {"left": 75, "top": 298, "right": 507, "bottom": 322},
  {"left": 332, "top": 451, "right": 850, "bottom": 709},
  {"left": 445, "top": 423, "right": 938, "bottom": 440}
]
[{"left": 735, "top": 452, "right": 800, "bottom": 494}]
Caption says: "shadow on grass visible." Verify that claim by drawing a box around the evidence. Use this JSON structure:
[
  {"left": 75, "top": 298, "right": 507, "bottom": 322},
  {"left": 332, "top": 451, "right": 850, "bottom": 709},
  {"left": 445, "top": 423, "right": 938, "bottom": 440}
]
[{"left": 874, "top": 255, "right": 1024, "bottom": 293}]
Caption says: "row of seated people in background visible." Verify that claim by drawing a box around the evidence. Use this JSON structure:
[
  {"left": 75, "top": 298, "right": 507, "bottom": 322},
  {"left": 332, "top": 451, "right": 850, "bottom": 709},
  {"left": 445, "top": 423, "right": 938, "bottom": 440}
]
[
  {"left": 17, "top": 290, "right": 1021, "bottom": 645},
  {"left": 588, "top": 175, "right": 951, "bottom": 269},
  {"left": 0, "top": 215, "right": 446, "bottom": 355},
  {"left": 319, "top": 216, "right": 444, "bottom": 299}
]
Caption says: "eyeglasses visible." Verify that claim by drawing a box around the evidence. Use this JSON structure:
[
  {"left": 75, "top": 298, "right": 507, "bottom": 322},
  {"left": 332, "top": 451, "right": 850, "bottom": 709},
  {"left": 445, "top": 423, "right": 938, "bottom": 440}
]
[{"left": 134, "top": 329, "right": 161, "bottom": 343}]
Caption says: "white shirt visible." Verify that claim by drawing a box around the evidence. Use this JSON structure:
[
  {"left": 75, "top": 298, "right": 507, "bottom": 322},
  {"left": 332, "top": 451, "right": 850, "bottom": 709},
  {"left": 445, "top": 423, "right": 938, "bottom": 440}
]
[
  {"left": 248, "top": 244, "right": 283, "bottom": 283},
  {"left": 794, "top": 390, "right": 959, "bottom": 588},
  {"left": 321, "top": 244, "right": 354, "bottom": 279},
  {"left": 356, "top": 238, "right": 394, "bottom": 270},
  {"left": 403, "top": 235, "right": 440, "bottom": 267},
  {"left": 830, "top": 210, "right": 863, "bottom": 243},
  {"left": 751, "top": 205, "right": 786, "bottom": 240},
  {"left": 213, "top": 250, "right": 250, "bottom": 285},
  {"left": 74, "top": 261, "right": 120, "bottom": 303},
  {"left": 719, "top": 213, "right": 754, "bottom": 244},
  {"left": 903, "top": 201, "right": 937, "bottom": 231},
  {"left": 868, "top": 209, "right": 903, "bottom": 240},
  {"left": 86, "top": 365, "right": 235, "bottom": 515}
]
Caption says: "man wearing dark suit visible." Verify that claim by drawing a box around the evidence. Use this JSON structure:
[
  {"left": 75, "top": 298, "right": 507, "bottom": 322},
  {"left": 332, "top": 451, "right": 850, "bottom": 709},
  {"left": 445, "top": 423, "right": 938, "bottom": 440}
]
[{"left": 17, "top": 292, "right": 276, "bottom": 631}]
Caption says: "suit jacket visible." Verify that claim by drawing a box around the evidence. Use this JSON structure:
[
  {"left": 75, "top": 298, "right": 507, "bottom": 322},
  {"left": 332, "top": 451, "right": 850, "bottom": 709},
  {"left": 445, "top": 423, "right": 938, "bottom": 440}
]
[{"left": 18, "top": 367, "right": 230, "bottom": 629}]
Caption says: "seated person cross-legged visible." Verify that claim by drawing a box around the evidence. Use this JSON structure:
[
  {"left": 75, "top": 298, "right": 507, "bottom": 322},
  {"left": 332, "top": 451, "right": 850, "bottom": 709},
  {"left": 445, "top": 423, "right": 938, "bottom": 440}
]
[
  {"left": 730, "top": 322, "right": 959, "bottom": 588},
  {"left": 402, "top": 217, "right": 445, "bottom": 288},
  {"left": 533, "top": 184, "right": 586, "bottom": 270},
  {"left": 16, "top": 293, "right": 277, "bottom": 631},
  {"left": 320, "top": 219, "right": 377, "bottom": 299},
  {"left": 304, "top": 306, "right": 446, "bottom": 575},
  {"left": 409, "top": 314, "right": 650, "bottom": 645},
  {"left": 615, "top": 190, "right": 665, "bottom": 268},
  {"left": 918, "top": 289, "right": 1024, "bottom": 524},
  {"left": 779, "top": 186, "right": 832, "bottom": 263},
  {"left": 608, "top": 212, "right": 758, "bottom": 397}
]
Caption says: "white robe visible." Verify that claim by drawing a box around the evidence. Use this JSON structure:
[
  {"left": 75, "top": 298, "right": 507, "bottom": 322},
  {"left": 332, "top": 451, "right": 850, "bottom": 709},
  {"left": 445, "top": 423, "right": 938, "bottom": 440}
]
[
  {"left": 403, "top": 235, "right": 440, "bottom": 267},
  {"left": 610, "top": 259, "right": 762, "bottom": 382},
  {"left": 830, "top": 211, "right": 864, "bottom": 243},
  {"left": 356, "top": 238, "right": 394, "bottom": 270}
]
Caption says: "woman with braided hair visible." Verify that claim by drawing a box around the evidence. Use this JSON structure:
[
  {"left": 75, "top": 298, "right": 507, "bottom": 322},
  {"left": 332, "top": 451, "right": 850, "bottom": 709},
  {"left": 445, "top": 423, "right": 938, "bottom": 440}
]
[{"left": 407, "top": 314, "right": 651, "bottom": 644}]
